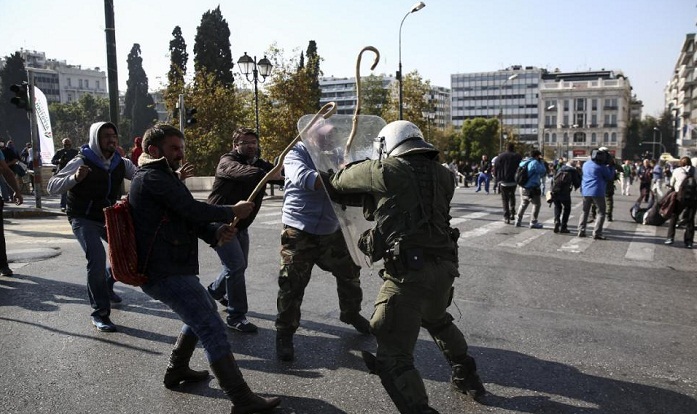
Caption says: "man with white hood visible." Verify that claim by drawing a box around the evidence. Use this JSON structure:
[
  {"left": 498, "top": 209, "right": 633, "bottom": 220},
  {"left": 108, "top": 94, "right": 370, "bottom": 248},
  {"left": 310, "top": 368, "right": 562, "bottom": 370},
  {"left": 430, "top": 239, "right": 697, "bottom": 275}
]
[{"left": 48, "top": 122, "right": 137, "bottom": 332}]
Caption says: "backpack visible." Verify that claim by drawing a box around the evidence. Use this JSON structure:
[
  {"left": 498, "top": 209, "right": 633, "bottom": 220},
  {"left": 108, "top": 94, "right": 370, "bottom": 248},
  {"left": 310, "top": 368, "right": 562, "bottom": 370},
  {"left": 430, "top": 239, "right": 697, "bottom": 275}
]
[
  {"left": 552, "top": 170, "right": 572, "bottom": 194},
  {"left": 104, "top": 196, "right": 162, "bottom": 286},
  {"left": 678, "top": 170, "right": 697, "bottom": 204},
  {"left": 515, "top": 160, "right": 530, "bottom": 186}
]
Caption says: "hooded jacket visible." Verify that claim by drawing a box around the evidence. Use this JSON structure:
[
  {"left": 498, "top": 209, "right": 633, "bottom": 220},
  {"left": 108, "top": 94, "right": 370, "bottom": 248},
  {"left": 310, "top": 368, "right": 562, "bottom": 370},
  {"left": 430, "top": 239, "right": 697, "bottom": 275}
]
[{"left": 47, "top": 122, "right": 137, "bottom": 222}]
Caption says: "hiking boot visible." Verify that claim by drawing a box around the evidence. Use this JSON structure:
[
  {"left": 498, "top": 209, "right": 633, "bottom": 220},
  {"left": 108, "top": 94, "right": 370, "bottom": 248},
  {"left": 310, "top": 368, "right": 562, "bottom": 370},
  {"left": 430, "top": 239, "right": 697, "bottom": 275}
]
[
  {"left": 0, "top": 266, "right": 13, "bottom": 277},
  {"left": 340, "top": 313, "right": 371, "bottom": 334},
  {"left": 163, "top": 333, "right": 210, "bottom": 389},
  {"left": 276, "top": 332, "right": 294, "bottom": 362},
  {"left": 607, "top": 214, "right": 613, "bottom": 222},
  {"left": 451, "top": 357, "right": 486, "bottom": 401},
  {"left": 553, "top": 222, "right": 560, "bottom": 233},
  {"left": 559, "top": 226, "right": 570, "bottom": 234}
]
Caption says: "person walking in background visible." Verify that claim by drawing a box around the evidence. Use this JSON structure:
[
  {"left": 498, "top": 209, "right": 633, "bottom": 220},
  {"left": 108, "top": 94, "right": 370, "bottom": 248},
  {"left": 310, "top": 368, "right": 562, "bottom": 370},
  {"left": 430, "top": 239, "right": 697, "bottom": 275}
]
[
  {"left": 551, "top": 160, "right": 581, "bottom": 233},
  {"left": 329, "top": 120, "right": 486, "bottom": 412},
  {"left": 51, "top": 138, "right": 79, "bottom": 212},
  {"left": 635, "top": 159, "right": 653, "bottom": 205},
  {"left": 621, "top": 159, "right": 633, "bottom": 196},
  {"left": 130, "top": 136, "right": 143, "bottom": 166},
  {"left": 47, "top": 122, "right": 137, "bottom": 332},
  {"left": 665, "top": 156, "right": 697, "bottom": 248},
  {"left": 577, "top": 148, "right": 615, "bottom": 240},
  {"left": 206, "top": 127, "right": 283, "bottom": 333},
  {"left": 0, "top": 147, "right": 24, "bottom": 277},
  {"left": 515, "top": 150, "right": 547, "bottom": 229},
  {"left": 495, "top": 143, "right": 522, "bottom": 224},
  {"left": 475, "top": 154, "right": 491, "bottom": 194},
  {"left": 275, "top": 122, "right": 371, "bottom": 362},
  {"left": 652, "top": 159, "right": 665, "bottom": 197},
  {"left": 128, "top": 123, "right": 281, "bottom": 412}
]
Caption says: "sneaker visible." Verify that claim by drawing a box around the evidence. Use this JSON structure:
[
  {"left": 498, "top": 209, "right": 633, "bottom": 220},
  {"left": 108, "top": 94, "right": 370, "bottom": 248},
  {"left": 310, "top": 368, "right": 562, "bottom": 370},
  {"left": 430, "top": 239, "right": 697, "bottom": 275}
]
[
  {"left": 593, "top": 234, "right": 608, "bottom": 240},
  {"left": 529, "top": 222, "right": 543, "bottom": 229},
  {"left": 109, "top": 290, "right": 122, "bottom": 303},
  {"left": 340, "top": 313, "right": 371, "bottom": 334},
  {"left": 91, "top": 315, "right": 117, "bottom": 332},
  {"left": 578, "top": 231, "right": 587, "bottom": 238},
  {"left": 664, "top": 239, "right": 674, "bottom": 245},
  {"left": 0, "top": 266, "right": 13, "bottom": 277},
  {"left": 227, "top": 318, "right": 258, "bottom": 333},
  {"left": 686, "top": 243, "right": 693, "bottom": 249},
  {"left": 207, "top": 285, "right": 229, "bottom": 307}
]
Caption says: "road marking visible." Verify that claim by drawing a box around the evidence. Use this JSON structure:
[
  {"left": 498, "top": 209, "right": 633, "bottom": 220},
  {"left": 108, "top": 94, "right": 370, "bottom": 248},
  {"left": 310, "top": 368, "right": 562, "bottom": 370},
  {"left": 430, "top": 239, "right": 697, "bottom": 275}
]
[
  {"left": 498, "top": 218, "right": 555, "bottom": 248},
  {"left": 458, "top": 221, "right": 507, "bottom": 243},
  {"left": 451, "top": 211, "right": 489, "bottom": 225},
  {"left": 255, "top": 211, "right": 282, "bottom": 218},
  {"left": 625, "top": 225, "right": 656, "bottom": 261},
  {"left": 557, "top": 221, "right": 613, "bottom": 253}
]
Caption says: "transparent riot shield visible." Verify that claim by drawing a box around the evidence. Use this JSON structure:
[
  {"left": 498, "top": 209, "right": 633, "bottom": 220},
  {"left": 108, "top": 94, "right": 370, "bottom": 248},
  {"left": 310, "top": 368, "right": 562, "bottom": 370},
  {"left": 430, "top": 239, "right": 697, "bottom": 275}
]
[{"left": 297, "top": 114, "right": 386, "bottom": 267}]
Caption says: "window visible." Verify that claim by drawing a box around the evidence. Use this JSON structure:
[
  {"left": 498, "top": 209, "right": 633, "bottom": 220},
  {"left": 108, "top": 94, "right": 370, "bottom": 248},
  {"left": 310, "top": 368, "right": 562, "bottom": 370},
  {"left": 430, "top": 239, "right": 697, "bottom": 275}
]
[
  {"left": 563, "top": 115, "right": 569, "bottom": 126},
  {"left": 563, "top": 132, "right": 569, "bottom": 143},
  {"left": 552, "top": 133, "right": 557, "bottom": 143},
  {"left": 85, "top": 80, "right": 89, "bottom": 89},
  {"left": 79, "top": 79, "right": 83, "bottom": 88},
  {"left": 591, "top": 99, "right": 597, "bottom": 111},
  {"left": 611, "top": 132, "right": 617, "bottom": 142},
  {"left": 604, "top": 132, "right": 609, "bottom": 142},
  {"left": 604, "top": 98, "right": 618, "bottom": 109},
  {"left": 574, "top": 132, "right": 585, "bottom": 143},
  {"left": 545, "top": 132, "right": 550, "bottom": 143},
  {"left": 575, "top": 113, "right": 585, "bottom": 127},
  {"left": 591, "top": 133, "right": 597, "bottom": 143},
  {"left": 591, "top": 114, "right": 597, "bottom": 126},
  {"left": 563, "top": 100, "right": 569, "bottom": 111},
  {"left": 575, "top": 98, "right": 585, "bottom": 112},
  {"left": 67, "top": 78, "right": 72, "bottom": 87}
]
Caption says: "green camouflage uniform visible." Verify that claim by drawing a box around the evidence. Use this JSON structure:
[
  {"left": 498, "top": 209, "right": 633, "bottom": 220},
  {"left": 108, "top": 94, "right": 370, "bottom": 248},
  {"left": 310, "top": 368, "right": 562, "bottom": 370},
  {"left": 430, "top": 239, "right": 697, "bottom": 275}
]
[
  {"left": 276, "top": 226, "right": 363, "bottom": 334},
  {"left": 331, "top": 154, "right": 483, "bottom": 413}
]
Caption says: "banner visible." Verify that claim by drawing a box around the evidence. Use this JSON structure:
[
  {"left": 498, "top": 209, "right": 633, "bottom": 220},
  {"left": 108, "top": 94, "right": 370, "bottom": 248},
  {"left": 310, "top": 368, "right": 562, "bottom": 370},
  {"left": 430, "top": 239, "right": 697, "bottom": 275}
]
[{"left": 33, "top": 86, "right": 54, "bottom": 165}]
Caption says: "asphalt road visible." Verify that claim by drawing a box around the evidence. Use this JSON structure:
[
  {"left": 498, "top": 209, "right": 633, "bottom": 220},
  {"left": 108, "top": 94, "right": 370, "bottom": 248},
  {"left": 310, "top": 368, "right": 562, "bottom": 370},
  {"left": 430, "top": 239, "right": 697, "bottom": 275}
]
[{"left": 1, "top": 184, "right": 695, "bottom": 414}]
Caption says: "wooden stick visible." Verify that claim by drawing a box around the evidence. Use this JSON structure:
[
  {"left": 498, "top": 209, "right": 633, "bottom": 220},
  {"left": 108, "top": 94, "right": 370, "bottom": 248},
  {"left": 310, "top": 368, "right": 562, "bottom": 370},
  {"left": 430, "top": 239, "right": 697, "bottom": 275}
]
[
  {"left": 228, "top": 101, "right": 337, "bottom": 229},
  {"left": 345, "top": 46, "right": 380, "bottom": 158}
]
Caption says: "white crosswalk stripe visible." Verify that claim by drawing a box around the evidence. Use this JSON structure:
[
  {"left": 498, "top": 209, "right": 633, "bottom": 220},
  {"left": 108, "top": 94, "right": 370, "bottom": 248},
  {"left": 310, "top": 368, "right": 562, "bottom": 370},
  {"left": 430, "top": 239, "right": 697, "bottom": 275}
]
[
  {"left": 450, "top": 211, "right": 488, "bottom": 225},
  {"left": 625, "top": 224, "right": 656, "bottom": 261}
]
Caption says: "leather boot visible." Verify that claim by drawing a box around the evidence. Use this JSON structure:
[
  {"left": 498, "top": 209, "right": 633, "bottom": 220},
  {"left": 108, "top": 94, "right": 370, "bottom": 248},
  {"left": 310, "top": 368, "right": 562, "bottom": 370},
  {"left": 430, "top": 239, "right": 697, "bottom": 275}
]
[
  {"left": 276, "top": 331, "right": 294, "bottom": 362},
  {"left": 210, "top": 354, "right": 281, "bottom": 414},
  {"left": 451, "top": 356, "right": 486, "bottom": 401},
  {"left": 163, "top": 333, "right": 210, "bottom": 389}
]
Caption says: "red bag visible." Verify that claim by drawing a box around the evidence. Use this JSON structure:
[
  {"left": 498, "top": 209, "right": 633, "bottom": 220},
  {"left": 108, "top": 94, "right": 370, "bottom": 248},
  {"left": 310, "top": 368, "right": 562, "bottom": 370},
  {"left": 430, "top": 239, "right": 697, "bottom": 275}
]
[{"left": 104, "top": 196, "right": 148, "bottom": 286}]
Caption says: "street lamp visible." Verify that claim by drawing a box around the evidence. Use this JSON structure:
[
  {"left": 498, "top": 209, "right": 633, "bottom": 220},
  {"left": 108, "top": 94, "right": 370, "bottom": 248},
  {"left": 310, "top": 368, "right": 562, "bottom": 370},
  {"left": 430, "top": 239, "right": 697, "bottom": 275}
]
[
  {"left": 499, "top": 73, "right": 518, "bottom": 152},
  {"left": 398, "top": 1, "right": 426, "bottom": 120},
  {"left": 237, "top": 52, "right": 273, "bottom": 134},
  {"left": 422, "top": 109, "right": 436, "bottom": 141},
  {"left": 653, "top": 127, "right": 662, "bottom": 159}
]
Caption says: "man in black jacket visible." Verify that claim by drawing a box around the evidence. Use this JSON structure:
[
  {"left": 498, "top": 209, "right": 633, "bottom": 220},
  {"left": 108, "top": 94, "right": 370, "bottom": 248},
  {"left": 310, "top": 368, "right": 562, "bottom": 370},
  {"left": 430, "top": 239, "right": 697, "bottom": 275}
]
[
  {"left": 206, "top": 127, "right": 282, "bottom": 333},
  {"left": 494, "top": 143, "right": 522, "bottom": 224},
  {"left": 129, "top": 123, "right": 280, "bottom": 413}
]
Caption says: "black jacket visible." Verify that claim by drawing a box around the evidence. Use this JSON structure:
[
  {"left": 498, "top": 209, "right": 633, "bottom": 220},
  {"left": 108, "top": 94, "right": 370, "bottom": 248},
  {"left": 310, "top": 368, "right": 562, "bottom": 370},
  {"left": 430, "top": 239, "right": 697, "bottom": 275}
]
[
  {"left": 495, "top": 150, "right": 523, "bottom": 183},
  {"left": 129, "top": 157, "right": 235, "bottom": 284}
]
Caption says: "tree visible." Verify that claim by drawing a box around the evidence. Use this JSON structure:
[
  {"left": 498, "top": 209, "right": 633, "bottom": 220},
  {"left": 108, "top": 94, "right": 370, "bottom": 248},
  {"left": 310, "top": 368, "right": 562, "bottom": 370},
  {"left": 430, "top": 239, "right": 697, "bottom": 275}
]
[
  {"left": 49, "top": 94, "right": 110, "bottom": 146},
  {"left": 382, "top": 70, "right": 430, "bottom": 124},
  {"left": 164, "top": 26, "right": 188, "bottom": 112},
  {"left": 459, "top": 118, "right": 500, "bottom": 162},
  {"left": 360, "top": 74, "right": 389, "bottom": 118},
  {"left": 193, "top": 6, "right": 234, "bottom": 88},
  {"left": 123, "top": 44, "right": 158, "bottom": 141},
  {"left": 303, "top": 41, "right": 322, "bottom": 110},
  {"left": 0, "top": 52, "right": 30, "bottom": 146}
]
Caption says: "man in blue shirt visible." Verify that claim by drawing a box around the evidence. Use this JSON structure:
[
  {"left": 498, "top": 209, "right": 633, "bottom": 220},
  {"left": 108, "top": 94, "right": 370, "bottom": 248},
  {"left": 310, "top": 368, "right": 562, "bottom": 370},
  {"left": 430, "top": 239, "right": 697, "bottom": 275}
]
[
  {"left": 275, "top": 125, "right": 371, "bottom": 362},
  {"left": 578, "top": 148, "right": 615, "bottom": 239},
  {"left": 515, "top": 150, "right": 548, "bottom": 228}
]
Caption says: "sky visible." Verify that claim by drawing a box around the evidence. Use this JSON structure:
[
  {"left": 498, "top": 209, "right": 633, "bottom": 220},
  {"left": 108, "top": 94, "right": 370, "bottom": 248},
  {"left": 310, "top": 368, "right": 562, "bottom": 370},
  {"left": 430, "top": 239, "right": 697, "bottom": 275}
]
[{"left": 1, "top": 0, "right": 695, "bottom": 119}]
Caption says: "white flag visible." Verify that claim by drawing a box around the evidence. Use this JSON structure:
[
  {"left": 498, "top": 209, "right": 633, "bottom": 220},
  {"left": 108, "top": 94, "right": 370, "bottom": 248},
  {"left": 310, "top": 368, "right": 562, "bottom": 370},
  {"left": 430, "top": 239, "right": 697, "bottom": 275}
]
[{"left": 33, "top": 86, "right": 54, "bottom": 165}]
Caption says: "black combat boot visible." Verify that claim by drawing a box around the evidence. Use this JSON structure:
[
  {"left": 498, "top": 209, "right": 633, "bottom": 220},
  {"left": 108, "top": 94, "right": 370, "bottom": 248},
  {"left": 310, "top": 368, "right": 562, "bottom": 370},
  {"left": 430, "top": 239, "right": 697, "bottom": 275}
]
[
  {"left": 553, "top": 222, "right": 560, "bottom": 233},
  {"left": 451, "top": 356, "right": 486, "bottom": 401},
  {"left": 210, "top": 354, "right": 281, "bottom": 414},
  {"left": 163, "top": 332, "right": 210, "bottom": 389},
  {"left": 276, "top": 331, "right": 294, "bottom": 362}
]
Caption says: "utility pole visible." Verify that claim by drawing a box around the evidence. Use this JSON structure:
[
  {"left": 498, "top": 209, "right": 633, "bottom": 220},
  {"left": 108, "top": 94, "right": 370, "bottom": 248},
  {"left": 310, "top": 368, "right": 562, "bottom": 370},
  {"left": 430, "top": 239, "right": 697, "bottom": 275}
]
[{"left": 104, "top": 0, "right": 119, "bottom": 128}]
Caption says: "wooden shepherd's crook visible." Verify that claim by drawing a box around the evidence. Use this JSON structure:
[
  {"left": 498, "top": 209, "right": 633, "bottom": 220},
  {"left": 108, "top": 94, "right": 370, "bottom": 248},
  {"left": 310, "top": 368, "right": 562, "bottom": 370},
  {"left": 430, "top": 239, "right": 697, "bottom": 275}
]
[
  {"left": 344, "top": 46, "right": 380, "bottom": 158},
  {"left": 228, "top": 101, "right": 338, "bottom": 229}
]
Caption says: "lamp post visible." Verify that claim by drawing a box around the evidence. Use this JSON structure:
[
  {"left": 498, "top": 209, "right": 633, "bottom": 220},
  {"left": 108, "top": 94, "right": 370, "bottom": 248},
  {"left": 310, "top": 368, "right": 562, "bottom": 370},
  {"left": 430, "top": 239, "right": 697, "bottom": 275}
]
[
  {"left": 422, "top": 110, "right": 435, "bottom": 141},
  {"left": 237, "top": 52, "right": 273, "bottom": 134},
  {"left": 653, "top": 126, "right": 662, "bottom": 159},
  {"left": 398, "top": 1, "right": 426, "bottom": 120},
  {"left": 499, "top": 73, "right": 518, "bottom": 152}
]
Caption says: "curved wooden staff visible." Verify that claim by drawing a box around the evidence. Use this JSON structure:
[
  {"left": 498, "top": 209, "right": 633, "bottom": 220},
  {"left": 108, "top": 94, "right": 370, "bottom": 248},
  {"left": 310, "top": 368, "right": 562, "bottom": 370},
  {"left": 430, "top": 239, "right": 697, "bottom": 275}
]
[
  {"left": 344, "top": 46, "right": 380, "bottom": 159},
  {"left": 227, "top": 101, "right": 338, "bottom": 229}
]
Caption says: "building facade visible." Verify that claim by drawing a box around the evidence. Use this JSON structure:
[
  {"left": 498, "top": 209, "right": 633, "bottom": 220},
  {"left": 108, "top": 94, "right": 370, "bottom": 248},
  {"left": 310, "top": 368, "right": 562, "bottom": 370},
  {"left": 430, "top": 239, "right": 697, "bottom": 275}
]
[
  {"left": 665, "top": 33, "right": 696, "bottom": 157},
  {"left": 539, "top": 70, "right": 632, "bottom": 160},
  {"left": 451, "top": 66, "right": 543, "bottom": 146}
]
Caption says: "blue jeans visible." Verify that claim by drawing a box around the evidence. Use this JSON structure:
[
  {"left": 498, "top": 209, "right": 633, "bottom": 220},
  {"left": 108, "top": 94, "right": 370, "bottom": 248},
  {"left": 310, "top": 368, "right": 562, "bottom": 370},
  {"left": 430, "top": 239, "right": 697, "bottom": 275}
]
[
  {"left": 70, "top": 217, "right": 113, "bottom": 317},
  {"left": 141, "top": 275, "right": 231, "bottom": 362},
  {"left": 476, "top": 173, "right": 490, "bottom": 192},
  {"left": 209, "top": 228, "right": 250, "bottom": 323}
]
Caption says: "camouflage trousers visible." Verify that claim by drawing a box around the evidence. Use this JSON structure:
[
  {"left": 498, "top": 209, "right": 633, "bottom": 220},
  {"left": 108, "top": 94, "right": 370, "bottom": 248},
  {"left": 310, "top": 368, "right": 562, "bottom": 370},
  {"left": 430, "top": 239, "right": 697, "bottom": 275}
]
[
  {"left": 275, "top": 225, "right": 363, "bottom": 334},
  {"left": 372, "top": 259, "right": 471, "bottom": 411}
]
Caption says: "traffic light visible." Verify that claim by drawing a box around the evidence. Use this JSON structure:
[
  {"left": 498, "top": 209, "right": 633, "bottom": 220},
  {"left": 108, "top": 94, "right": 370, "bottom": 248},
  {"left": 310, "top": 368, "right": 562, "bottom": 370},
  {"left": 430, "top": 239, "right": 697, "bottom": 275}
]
[
  {"left": 9, "top": 82, "right": 30, "bottom": 110},
  {"left": 186, "top": 107, "right": 197, "bottom": 127}
]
